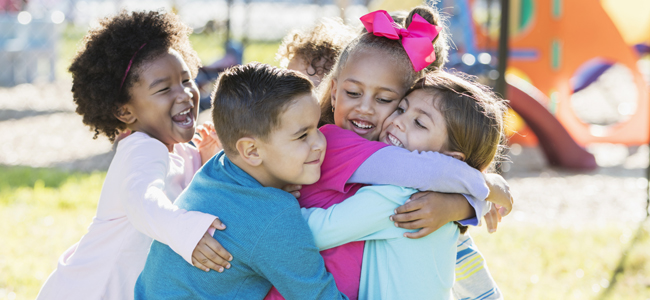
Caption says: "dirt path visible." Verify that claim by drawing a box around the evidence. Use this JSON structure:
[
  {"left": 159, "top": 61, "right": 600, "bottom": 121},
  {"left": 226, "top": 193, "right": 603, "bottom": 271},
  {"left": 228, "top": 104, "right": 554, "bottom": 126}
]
[{"left": 1, "top": 82, "right": 647, "bottom": 226}]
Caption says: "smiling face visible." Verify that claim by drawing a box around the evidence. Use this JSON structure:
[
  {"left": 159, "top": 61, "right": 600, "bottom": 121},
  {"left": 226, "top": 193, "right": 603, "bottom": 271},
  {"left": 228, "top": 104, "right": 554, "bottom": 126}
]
[
  {"left": 330, "top": 49, "right": 410, "bottom": 141},
  {"left": 257, "top": 93, "right": 326, "bottom": 188},
  {"left": 124, "top": 49, "right": 199, "bottom": 151},
  {"left": 379, "top": 89, "right": 448, "bottom": 153}
]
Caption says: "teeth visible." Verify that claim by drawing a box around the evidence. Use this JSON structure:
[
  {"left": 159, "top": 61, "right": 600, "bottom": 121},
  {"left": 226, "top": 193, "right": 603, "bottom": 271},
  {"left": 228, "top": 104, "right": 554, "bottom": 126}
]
[
  {"left": 388, "top": 134, "right": 403, "bottom": 148},
  {"left": 351, "top": 120, "right": 374, "bottom": 129}
]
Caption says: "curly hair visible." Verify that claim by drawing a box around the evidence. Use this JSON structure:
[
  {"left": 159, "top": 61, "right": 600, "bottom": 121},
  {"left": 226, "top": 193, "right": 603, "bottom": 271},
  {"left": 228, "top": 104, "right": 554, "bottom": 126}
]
[
  {"left": 276, "top": 18, "right": 357, "bottom": 78},
  {"left": 69, "top": 10, "right": 201, "bottom": 142}
]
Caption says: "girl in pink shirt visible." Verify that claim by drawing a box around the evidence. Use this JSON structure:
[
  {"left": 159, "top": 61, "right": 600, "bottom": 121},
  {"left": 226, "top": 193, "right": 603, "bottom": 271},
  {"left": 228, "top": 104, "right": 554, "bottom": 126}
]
[
  {"left": 268, "top": 6, "right": 510, "bottom": 300},
  {"left": 37, "top": 11, "right": 232, "bottom": 300}
]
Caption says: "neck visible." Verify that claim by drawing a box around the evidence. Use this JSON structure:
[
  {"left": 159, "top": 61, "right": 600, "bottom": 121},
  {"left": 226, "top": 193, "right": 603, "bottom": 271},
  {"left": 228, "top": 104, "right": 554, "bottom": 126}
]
[{"left": 229, "top": 155, "right": 284, "bottom": 189}]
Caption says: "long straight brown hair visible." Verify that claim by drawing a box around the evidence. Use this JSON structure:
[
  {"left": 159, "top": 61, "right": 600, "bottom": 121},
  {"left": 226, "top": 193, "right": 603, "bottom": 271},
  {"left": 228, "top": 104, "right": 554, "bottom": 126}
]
[{"left": 409, "top": 71, "right": 508, "bottom": 172}]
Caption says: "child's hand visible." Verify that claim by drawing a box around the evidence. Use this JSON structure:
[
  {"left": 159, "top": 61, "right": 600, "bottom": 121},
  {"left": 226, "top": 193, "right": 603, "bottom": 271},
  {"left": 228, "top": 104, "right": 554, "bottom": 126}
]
[
  {"left": 192, "top": 122, "right": 223, "bottom": 165},
  {"left": 282, "top": 184, "right": 302, "bottom": 198},
  {"left": 483, "top": 203, "right": 505, "bottom": 233},
  {"left": 483, "top": 173, "right": 514, "bottom": 233},
  {"left": 391, "top": 192, "right": 473, "bottom": 239},
  {"left": 192, "top": 218, "right": 233, "bottom": 272}
]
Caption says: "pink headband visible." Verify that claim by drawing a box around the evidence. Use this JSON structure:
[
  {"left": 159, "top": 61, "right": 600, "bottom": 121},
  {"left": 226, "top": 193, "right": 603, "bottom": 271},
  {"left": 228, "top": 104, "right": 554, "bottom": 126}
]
[
  {"left": 360, "top": 10, "right": 441, "bottom": 72},
  {"left": 119, "top": 43, "right": 147, "bottom": 91}
]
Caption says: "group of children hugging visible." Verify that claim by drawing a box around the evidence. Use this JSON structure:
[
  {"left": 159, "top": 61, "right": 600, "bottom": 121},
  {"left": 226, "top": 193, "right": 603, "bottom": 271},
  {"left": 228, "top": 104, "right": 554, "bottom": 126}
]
[{"left": 37, "top": 4, "right": 514, "bottom": 300}]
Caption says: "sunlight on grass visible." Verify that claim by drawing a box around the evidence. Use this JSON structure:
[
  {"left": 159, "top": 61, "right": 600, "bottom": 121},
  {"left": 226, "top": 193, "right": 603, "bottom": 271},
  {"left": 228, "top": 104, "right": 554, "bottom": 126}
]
[
  {"left": 472, "top": 221, "right": 650, "bottom": 299},
  {"left": 1, "top": 166, "right": 649, "bottom": 300},
  {"left": 0, "top": 167, "right": 104, "bottom": 300}
]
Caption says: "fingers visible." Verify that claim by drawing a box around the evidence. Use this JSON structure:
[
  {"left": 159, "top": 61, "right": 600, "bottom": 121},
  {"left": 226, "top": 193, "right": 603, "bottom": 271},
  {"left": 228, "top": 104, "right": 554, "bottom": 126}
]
[
  {"left": 281, "top": 184, "right": 302, "bottom": 193},
  {"left": 211, "top": 218, "right": 226, "bottom": 230},
  {"left": 394, "top": 198, "right": 424, "bottom": 215},
  {"left": 192, "top": 256, "right": 210, "bottom": 272},
  {"left": 203, "top": 234, "right": 233, "bottom": 264},
  {"left": 498, "top": 205, "right": 510, "bottom": 218},
  {"left": 192, "top": 233, "right": 233, "bottom": 273},
  {"left": 403, "top": 227, "right": 434, "bottom": 239},
  {"left": 193, "top": 244, "right": 227, "bottom": 272},
  {"left": 392, "top": 218, "right": 428, "bottom": 230},
  {"left": 191, "top": 135, "right": 202, "bottom": 146},
  {"left": 281, "top": 184, "right": 302, "bottom": 198},
  {"left": 390, "top": 209, "right": 423, "bottom": 223},
  {"left": 484, "top": 206, "right": 498, "bottom": 233}
]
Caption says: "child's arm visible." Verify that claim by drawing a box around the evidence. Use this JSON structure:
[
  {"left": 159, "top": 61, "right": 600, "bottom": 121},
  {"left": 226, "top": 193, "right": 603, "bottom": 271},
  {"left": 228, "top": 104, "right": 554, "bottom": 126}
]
[
  {"left": 253, "top": 207, "right": 348, "bottom": 300},
  {"left": 120, "top": 137, "right": 231, "bottom": 272},
  {"left": 301, "top": 185, "right": 414, "bottom": 250},
  {"left": 192, "top": 121, "right": 223, "bottom": 165},
  {"left": 349, "top": 147, "right": 489, "bottom": 198},
  {"left": 319, "top": 125, "right": 488, "bottom": 220},
  {"left": 389, "top": 192, "right": 478, "bottom": 238}
]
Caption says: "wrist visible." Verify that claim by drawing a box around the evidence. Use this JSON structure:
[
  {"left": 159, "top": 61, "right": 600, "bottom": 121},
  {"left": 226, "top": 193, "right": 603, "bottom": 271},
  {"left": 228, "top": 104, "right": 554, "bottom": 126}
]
[{"left": 448, "top": 194, "right": 475, "bottom": 222}]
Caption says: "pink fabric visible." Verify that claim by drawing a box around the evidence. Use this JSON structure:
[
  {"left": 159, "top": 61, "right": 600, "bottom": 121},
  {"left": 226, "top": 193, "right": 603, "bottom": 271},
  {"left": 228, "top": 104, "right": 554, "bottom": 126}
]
[
  {"left": 360, "top": 10, "right": 441, "bottom": 71},
  {"left": 265, "top": 125, "right": 387, "bottom": 300}
]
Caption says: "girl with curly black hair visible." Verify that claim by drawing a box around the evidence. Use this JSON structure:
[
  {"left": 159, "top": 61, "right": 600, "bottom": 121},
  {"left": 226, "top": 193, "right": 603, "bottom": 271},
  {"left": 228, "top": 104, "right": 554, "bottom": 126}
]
[{"left": 37, "top": 10, "right": 233, "bottom": 300}]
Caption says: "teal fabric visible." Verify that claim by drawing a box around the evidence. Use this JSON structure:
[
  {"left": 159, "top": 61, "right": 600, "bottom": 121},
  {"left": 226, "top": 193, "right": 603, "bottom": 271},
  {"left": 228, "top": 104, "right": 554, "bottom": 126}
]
[
  {"left": 135, "top": 151, "right": 347, "bottom": 300},
  {"left": 302, "top": 185, "right": 458, "bottom": 300}
]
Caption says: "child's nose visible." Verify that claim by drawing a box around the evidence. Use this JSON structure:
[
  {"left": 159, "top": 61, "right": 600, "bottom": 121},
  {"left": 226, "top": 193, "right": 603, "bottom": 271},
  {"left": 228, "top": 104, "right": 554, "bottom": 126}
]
[
  {"left": 393, "top": 116, "right": 406, "bottom": 131},
  {"left": 177, "top": 87, "right": 193, "bottom": 103},
  {"left": 355, "top": 97, "right": 374, "bottom": 115},
  {"left": 311, "top": 132, "right": 326, "bottom": 152}
]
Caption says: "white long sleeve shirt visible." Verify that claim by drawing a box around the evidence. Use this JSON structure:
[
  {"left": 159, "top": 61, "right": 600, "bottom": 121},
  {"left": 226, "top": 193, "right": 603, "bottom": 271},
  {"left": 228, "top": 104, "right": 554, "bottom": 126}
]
[{"left": 37, "top": 132, "right": 217, "bottom": 300}]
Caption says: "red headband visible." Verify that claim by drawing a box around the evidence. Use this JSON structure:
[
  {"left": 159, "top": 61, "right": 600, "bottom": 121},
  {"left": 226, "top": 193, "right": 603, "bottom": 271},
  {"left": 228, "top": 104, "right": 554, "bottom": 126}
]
[
  {"left": 360, "top": 10, "right": 441, "bottom": 72},
  {"left": 119, "top": 43, "right": 147, "bottom": 91}
]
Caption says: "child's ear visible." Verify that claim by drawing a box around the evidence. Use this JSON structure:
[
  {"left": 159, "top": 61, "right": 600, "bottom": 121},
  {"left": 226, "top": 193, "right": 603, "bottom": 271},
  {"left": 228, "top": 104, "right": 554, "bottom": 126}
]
[
  {"left": 442, "top": 151, "right": 466, "bottom": 162},
  {"left": 114, "top": 105, "right": 136, "bottom": 124},
  {"left": 236, "top": 137, "right": 262, "bottom": 166},
  {"left": 330, "top": 79, "right": 338, "bottom": 109}
]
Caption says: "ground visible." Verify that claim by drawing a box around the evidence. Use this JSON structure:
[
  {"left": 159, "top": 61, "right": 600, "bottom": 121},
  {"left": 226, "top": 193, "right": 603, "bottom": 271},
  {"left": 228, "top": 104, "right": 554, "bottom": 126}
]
[{"left": 1, "top": 81, "right": 649, "bottom": 299}]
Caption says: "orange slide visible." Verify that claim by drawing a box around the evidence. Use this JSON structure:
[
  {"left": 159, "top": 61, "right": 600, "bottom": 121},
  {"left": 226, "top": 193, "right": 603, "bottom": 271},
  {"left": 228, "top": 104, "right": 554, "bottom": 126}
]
[{"left": 507, "top": 76, "right": 597, "bottom": 170}]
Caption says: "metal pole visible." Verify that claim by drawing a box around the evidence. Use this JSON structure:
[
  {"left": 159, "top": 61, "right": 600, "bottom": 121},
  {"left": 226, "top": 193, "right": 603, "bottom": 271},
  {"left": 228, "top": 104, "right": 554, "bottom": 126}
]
[{"left": 495, "top": 0, "right": 510, "bottom": 98}]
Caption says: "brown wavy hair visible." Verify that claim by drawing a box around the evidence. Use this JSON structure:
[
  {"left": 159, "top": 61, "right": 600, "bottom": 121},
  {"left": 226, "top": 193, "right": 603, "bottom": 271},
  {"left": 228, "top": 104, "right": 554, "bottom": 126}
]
[
  {"left": 276, "top": 18, "right": 357, "bottom": 79},
  {"left": 69, "top": 10, "right": 200, "bottom": 142}
]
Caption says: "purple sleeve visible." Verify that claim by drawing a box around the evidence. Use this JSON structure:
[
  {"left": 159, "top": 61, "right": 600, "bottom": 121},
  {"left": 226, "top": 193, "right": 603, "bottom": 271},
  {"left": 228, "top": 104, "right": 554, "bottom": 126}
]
[{"left": 348, "top": 146, "right": 490, "bottom": 225}]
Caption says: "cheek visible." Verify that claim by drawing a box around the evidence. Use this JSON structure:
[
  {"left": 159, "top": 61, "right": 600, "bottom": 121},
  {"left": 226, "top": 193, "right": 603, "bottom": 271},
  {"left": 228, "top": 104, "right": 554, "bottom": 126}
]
[{"left": 376, "top": 104, "right": 399, "bottom": 124}]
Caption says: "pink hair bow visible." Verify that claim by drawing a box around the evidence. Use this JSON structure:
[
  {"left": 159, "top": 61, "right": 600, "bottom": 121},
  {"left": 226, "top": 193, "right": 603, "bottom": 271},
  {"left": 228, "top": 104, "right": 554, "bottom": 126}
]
[{"left": 360, "top": 10, "right": 441, "bottom": 72}]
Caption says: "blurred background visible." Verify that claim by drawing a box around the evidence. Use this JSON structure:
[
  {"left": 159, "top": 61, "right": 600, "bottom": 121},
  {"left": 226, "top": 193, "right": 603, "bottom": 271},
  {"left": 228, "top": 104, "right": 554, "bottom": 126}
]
[{"left": 1, "top": 0, "right": 650, "bottom": 299}]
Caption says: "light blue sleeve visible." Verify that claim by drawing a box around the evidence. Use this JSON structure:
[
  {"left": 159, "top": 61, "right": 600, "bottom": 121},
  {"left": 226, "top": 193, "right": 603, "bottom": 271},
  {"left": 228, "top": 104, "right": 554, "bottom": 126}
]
[
  {"left": 349, "top": 146, "right": 491, "bottom": 225},
  {"left": 252, "top": 207, "right": 348, "bottom": 300},
  {"left": 301, "top": 185, "right": 417, "bottom": 251}
]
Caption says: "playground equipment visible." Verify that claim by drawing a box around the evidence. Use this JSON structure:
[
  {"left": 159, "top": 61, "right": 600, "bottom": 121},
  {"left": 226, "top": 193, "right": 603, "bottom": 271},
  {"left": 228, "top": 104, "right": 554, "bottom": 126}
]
[
  {"left": 442, "top": 0, "right": 650, "bottom": 170},
  {"left": 0, "top": 11, "right": 62, "bottom": 86}
]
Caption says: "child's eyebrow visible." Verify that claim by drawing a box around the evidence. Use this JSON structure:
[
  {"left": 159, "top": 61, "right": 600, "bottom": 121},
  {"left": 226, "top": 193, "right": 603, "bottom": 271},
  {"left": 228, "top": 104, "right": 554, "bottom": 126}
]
[
  {"left": 416, "top": 108, "right": 434, "bottom": 123},
  {"left": 345, "top": 78, "right": 398, "bottom": 95},
  {"left": 149, "top": 77, "right": 170, "bottom": 89},
  {"left": 292, "top": 125, "right": 311, "bottom": 136}
]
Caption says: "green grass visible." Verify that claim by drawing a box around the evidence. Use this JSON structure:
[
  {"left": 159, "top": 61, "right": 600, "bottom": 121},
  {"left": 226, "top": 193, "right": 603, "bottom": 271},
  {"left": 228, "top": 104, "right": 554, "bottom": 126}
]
[{"left": 1, "top": 166, "right": 650, "bottom": 300}]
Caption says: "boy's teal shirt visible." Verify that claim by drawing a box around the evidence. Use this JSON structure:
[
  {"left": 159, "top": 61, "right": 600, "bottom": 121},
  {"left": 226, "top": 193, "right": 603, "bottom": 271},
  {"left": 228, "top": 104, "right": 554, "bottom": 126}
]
[{"left": 135, "top": 151, "right": 347, "bottom": 300}]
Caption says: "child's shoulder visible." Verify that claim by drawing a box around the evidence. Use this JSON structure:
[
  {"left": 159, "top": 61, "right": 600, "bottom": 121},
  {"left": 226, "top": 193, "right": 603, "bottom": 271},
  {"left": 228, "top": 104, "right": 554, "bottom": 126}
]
[
  {"left": 117, "top": 131, "right": 167, "bottom": 152},
  {"left": 113, "top": 132, "right": 169, "bottom": 161}
]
